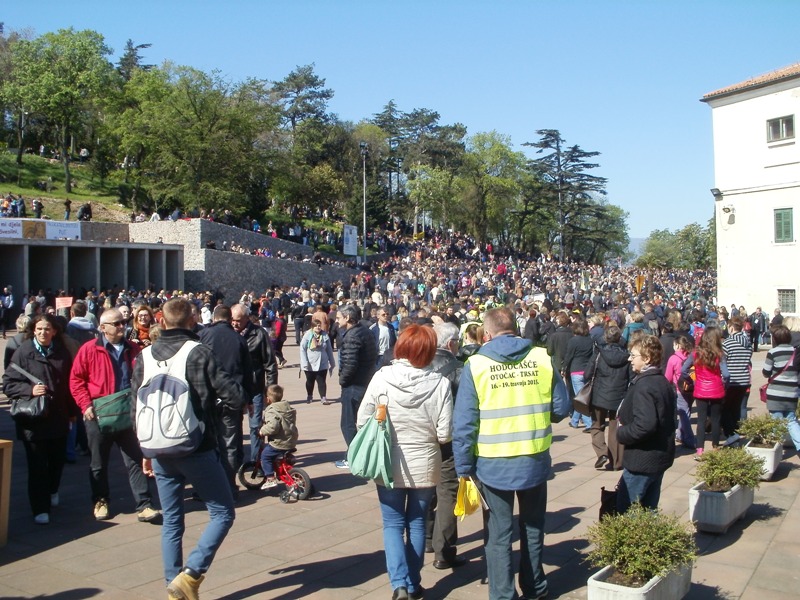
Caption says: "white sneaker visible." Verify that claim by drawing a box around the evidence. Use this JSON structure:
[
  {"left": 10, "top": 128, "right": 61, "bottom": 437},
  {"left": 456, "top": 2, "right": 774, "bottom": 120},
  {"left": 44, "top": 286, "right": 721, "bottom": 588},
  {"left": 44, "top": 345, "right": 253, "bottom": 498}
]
[
  {"left": 34, "top": 513, "right": 50, "bottom": 525},
  {"left": 261, "top": 477, "right": 279, "bottom": 490},
  {"left": 50, "top": 493, "right": 59, "bottom": 507},
  {"left": 334, "top": 459, "right": 349, "bottom": 470}
]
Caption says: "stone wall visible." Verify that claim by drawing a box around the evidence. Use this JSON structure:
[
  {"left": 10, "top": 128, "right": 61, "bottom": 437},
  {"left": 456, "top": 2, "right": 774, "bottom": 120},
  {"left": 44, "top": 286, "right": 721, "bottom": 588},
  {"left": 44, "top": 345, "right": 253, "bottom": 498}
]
[
  {"left": 129, "top": 219, "right": 357, "bottom": 296},
  {"left": 187, "top": 249, "right": 356, "bottom": 297}
]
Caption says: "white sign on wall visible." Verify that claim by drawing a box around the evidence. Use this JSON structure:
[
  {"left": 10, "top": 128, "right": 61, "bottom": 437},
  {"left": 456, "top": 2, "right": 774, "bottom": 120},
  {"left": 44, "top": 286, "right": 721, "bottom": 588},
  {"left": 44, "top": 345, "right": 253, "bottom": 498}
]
[
  {"left": 343, "top": 224, "right": 358, "bottom": 256},
  {"left": 46, "top": 221, "right": 82, "bottom": 240},
  {"left": 0, "top": 219, "right": 23, "bottom": 238}
]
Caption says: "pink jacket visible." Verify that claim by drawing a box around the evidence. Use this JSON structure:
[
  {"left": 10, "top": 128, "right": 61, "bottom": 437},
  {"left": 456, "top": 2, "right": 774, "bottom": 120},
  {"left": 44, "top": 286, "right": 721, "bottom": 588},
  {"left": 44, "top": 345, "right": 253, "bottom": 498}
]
[{"left": 665, "top": 349, "right": 689, "bottom": 388}]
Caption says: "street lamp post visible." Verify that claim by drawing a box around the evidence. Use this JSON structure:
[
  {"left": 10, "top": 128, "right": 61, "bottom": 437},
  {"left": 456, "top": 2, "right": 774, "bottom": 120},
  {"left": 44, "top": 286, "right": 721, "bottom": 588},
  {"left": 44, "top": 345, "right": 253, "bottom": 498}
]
[{"left": 360, "top": 142, "right": 368, "bottom": 264}]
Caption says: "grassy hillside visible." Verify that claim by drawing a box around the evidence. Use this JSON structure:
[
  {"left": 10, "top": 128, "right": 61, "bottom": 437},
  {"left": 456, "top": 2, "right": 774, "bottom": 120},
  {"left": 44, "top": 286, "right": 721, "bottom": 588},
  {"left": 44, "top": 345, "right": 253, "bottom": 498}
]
[
  {"left": 0, "top": 151, "right": 130, "bottom": 222},
  {"left": 0, "top": 151, "right": 354, "bottom": 254}
]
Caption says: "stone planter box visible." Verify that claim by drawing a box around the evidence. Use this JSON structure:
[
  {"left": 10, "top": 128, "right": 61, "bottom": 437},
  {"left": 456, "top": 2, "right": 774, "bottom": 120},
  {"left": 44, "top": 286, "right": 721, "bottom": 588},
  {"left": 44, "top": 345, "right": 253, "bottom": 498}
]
[
  {"left": 587, "top": 563, "right": 692, "bottom": 599},
  {"left": 745, "top": 440, "right": 782, "bottom": 481},
  {"left": 688, "top": 483, "right": 754, "bottom": 534}
]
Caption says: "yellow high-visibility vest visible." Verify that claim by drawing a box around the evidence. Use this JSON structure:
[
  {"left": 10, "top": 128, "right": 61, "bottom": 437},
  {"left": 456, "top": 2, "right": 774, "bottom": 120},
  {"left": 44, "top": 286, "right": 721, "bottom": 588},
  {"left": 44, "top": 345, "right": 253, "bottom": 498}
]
[{"left": 468, "top": 346, "right": 553, "bottom": 458}]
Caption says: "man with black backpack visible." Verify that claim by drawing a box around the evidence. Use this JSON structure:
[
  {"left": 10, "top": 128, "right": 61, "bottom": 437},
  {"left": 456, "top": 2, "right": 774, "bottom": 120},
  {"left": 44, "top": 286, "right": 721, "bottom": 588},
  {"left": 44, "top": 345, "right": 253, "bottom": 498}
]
[{"left": 134, "top": 298, "right": 245, "bottom": 600}]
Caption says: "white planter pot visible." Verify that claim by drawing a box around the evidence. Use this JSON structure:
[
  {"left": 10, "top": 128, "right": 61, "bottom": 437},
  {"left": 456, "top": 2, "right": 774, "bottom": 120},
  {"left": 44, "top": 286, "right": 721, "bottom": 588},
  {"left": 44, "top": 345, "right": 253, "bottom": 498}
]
[
  {"left": 587, "top": 563, "right": 692, "bottom": 600},
  {"left": 688, "top": 483, "right": 754, "bottom": 534},
  {"left": 744, "top": 440, "right": 783, "bottom": 481}
]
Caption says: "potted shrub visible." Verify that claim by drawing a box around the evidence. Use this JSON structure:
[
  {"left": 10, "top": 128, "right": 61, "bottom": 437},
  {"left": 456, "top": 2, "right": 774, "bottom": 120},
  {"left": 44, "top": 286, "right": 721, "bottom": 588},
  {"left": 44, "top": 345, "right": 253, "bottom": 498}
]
[
  {"left": 586, "top": 504, "right": 697, "bottom": 599},
  {"left": 689, "top": 447, "right": 764, "bottom": 533},
  {"left": 737, "top": 414, "right": 788, "bottom": 480}
]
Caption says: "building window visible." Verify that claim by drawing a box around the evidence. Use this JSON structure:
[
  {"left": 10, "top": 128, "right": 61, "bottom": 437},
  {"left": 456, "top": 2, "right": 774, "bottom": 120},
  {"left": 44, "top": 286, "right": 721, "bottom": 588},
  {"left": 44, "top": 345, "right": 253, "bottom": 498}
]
[
  {"left": 767, "top": 115, "right": 794, "bottom": 142},
  {"left": 778, "top": 289, "right": 796, "bottom": 313},
  {"left": 775, "top": 208, "right": 793, "bottom": 243}
]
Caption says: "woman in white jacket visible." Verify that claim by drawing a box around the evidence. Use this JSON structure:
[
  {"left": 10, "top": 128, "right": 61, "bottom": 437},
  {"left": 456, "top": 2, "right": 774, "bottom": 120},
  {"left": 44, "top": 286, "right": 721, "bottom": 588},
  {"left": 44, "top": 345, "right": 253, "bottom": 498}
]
[
  {"left": 299, "top": 317, "right": 336, "bottom": 404},
  {"left": 357, "top": 324, "right": 453, "bottom": 600}
]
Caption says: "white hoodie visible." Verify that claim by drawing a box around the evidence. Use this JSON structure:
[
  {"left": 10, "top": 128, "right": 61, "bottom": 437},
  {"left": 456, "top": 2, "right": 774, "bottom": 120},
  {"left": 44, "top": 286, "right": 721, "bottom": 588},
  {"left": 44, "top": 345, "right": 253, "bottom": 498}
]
[{"left": 357, "top": 359, "right": 452, "bottom": 488}]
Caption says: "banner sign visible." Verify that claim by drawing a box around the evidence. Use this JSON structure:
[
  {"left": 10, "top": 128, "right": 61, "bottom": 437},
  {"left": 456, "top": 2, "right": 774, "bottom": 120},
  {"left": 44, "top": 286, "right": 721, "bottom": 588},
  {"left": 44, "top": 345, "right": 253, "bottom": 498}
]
[
  {"left": 343, "top": 224, "right": 358, "bottom": 256},
  {"left": 0, "top": 219, "right": 82, "bottom": 240},
  {"left": 55, "top": 297, "right": 74, "bottom": 310},
  {"left": 0, "top": 219, "right": 23, "bottom": 238},
  {"left": 46, "top": 221, "right": 82, "bottom": 240}
]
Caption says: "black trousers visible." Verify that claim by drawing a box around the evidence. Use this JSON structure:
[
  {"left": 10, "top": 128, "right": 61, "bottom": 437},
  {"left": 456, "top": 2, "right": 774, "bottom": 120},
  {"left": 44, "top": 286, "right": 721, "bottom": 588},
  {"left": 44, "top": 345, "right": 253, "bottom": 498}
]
[
  {"left": 304, "top": 370, "right": 328, "bottom": 399},
  {"left": 85, "top": 419, "right": 154, "bottom": 511},
  {"left": 426, "top": 445, "right": 459, "bottom": 562},
  {"left": 22, "top": 436, "right": 67, "bottom": 515}
]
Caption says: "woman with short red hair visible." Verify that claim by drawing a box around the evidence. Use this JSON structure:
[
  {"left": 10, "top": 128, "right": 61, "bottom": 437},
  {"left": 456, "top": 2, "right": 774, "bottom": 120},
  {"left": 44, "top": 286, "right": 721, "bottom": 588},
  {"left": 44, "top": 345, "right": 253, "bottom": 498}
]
[{"left": 356, "top": 324, "right": 453, "bottom": 600}]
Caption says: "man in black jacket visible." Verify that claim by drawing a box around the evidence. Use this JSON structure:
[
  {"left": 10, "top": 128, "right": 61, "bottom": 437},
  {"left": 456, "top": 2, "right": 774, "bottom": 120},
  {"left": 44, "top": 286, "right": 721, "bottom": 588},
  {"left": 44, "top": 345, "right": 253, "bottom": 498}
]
[
  {"left": 426, "top": 322, "right": 466, "bottom": 569},
  {"left": 198, "top": 305, "right": 253, "bottom": 496},
  {"left": 231, "top": 303, "right": 278, "bottom": 463},
  {"left": 334, "top": 303, "right": 377, "bottom": 469}
]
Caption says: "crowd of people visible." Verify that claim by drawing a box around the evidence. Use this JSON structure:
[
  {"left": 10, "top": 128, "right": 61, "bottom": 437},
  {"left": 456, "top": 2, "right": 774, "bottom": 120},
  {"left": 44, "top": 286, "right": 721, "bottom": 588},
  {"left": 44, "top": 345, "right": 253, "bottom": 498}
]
[{"left": 4, "top": 229, "right": 799, "bottom": 600}]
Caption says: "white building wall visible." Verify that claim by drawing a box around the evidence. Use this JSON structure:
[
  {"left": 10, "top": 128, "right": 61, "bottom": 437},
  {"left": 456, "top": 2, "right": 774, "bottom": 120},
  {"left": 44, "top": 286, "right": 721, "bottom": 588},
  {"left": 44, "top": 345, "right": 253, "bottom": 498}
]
[{"left": 707, "top": 81, "right": 800, "bottom": 314}]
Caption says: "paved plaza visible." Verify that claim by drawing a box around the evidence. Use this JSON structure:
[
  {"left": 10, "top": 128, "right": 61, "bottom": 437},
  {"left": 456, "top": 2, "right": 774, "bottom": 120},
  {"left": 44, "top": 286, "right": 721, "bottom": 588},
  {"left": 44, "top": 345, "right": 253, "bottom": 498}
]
[{"left": 1, "top": 331, "right": 799, "bottom": 599}]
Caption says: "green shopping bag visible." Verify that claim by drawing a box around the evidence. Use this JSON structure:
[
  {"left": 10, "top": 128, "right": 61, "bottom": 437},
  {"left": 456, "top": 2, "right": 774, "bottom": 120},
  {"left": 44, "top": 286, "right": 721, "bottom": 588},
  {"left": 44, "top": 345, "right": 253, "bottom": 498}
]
[
  {"left": 347, "top": 400, "right": 394, "bottom": 489},
  {"left": 92, "top": 389, "right": 133, "bottom": 434}
]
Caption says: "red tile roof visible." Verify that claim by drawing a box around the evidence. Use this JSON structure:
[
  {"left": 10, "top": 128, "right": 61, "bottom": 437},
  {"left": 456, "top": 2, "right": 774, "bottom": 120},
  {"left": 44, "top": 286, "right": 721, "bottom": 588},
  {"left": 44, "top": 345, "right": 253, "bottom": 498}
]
[{"left": 702, "top": 62, "right": 800, "bottom": 101}]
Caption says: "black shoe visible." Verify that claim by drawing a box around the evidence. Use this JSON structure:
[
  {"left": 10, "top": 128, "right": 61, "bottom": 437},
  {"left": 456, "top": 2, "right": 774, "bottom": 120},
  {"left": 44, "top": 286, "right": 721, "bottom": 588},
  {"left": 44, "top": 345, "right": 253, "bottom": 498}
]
[
  {"left": 433, "top": 556, "right": 467, "bottom": 570},
  {"left": 410, "top": 586, "right": 425, "bottom": 600},
  {"left": 424, "top": 543, "right": 434, "bottom": 554},
  {"left": 594, "top": 455, "right": 609, "bottom": 470},
  {"left": 392, "top": 586, "right": 409, "bottom": 600}
]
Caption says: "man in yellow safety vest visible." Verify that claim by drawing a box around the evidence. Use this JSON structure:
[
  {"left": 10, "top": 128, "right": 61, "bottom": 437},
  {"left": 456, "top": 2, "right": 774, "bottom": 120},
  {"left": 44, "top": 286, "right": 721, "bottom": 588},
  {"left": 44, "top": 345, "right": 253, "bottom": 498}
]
[{"left": 453, "top": 307, "right": 569, "bottom": 600}]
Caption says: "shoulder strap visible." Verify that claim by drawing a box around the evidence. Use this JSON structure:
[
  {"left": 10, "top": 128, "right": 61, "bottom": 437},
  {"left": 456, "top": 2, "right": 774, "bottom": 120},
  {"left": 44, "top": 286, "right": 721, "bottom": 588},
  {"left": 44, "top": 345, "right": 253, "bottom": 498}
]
[
  {"left": 767, "top": 350, "right": 796, "bottom": 385},
  {"left": 9, "top": 362, "right": 41, "bottom": 384}
]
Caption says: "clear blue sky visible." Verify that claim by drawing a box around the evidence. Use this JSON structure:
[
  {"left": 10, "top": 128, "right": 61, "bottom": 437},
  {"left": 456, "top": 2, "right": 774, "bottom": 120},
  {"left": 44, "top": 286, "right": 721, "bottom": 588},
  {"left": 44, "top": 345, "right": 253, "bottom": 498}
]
[{"left": 5, "top": 1, "right": 800, "bottom": 238}]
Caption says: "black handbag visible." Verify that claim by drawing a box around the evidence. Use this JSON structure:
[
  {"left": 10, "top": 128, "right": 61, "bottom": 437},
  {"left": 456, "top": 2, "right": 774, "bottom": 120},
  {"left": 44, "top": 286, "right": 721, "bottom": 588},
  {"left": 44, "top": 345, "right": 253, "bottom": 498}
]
[
  {"left": 8, "top": 363, "right": 50, "bottom": 423},
  {"left": 599, "top": 485, "right": 618, "bottom": 520}
]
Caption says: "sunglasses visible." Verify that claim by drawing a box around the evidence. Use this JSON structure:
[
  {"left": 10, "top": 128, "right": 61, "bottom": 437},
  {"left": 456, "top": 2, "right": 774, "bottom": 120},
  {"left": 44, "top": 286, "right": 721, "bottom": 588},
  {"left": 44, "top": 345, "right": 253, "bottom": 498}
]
[{"left": 102, "top": 320, "right": 125, "bottom": 327}]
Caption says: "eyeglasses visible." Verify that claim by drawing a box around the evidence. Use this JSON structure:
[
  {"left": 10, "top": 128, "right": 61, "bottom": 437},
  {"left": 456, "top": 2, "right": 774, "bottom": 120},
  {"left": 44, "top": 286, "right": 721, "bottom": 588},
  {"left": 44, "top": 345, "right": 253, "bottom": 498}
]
[
  {"left": 629, "top": 353, "right": 641, "bottom": 359},
  {"left": 102, "top": 320, "right": 124, "bottom": 328}
]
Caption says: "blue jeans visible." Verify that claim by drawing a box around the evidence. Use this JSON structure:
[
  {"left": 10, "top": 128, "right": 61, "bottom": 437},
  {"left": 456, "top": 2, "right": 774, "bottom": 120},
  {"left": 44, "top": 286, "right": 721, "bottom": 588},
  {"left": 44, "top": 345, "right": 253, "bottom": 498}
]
[
  {"left": 616, "top": 469, "right": 665, "bottom": 513},
  {"left": 260, "top": 444, "right": 285, "bottom": 476},
  {"left": 376, "top": 485, "right": 434, "bottom": 594},
  {"left": 248, "top": 393, "right": 264, "bottom": 463},
  {"left": 153, "top": 449, "right": 235, "bottom": 584},
  {"left": 480, "top": 481, "right": 548, "bottom": 600},
  {"left": 676, "top": 393, "right": 696, "bottom": 449},
  {"left": 770, "top": 410, "right": 800, "bottom": 450},
  {"left": 569, "top": 374, "right": 592, "bottom": 428}
]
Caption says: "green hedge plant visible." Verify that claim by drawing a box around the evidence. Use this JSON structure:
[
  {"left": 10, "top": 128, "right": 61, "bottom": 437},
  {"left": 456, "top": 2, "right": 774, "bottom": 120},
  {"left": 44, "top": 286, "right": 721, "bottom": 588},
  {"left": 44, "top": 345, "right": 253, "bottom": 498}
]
[
  {"left": 587, "top": 504, "right": 697, "bottom": 588},
  {"left": 695, "top": 447, "right": 764, "bottom": 492},
  {"left": 737, "top": 414, "right": 788, "bottom": 447}
]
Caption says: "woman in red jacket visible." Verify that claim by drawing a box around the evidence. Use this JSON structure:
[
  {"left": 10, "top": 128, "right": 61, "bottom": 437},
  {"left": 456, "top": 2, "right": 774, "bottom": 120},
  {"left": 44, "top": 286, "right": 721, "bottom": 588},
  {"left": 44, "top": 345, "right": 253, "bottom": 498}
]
[{"left": 681, "top": 327, "right": 729, "bottom": 458}]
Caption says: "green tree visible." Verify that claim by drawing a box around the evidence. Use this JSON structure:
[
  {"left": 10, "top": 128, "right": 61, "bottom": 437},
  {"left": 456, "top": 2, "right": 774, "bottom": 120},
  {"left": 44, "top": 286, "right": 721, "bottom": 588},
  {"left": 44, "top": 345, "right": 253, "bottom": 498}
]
[
  {"left": 5, "top": 28, "right": 114, "bottom": 190},
  {"left": 117, "top": 39, "right": 153, "bottom": 81},
  {"left": 272, "top": 63, "right": 333, "bottom": 135},
  {"left": 636, "top": 229, "right": 679, "bottom": 269},
  {"left": 525, "top": 129, "right": 608, "bottom": 259},
  {"left": 115, "top": 64, "right": 278, "bottom": 214},
  {"left": 635, "top": 221, "right": 715, "bottom": 270},
  {"left": 458, "top": 131, "right": 525, "bottom": 242}
]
